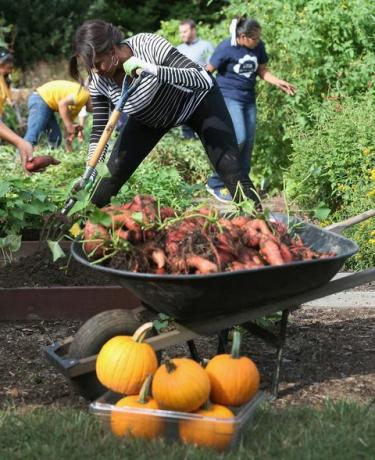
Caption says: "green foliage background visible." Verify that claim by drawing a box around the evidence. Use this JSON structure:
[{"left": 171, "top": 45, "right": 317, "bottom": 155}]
[
  {"left": 160, "top": 0, "right": 375, "bottom": 190},
  {"left": 0, "top": 0, "right": 225, "bottom": 69}
]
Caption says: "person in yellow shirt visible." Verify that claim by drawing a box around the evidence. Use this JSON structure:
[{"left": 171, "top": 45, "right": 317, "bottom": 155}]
[
  {"left": 24, "top": 80, "right": 90, "bottom": 151},
  {"left": 0, "top": 47, "right": 14, "bottom": 119}
]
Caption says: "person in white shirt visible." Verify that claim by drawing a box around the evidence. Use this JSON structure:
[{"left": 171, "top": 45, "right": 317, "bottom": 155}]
[
  {"left": 177, "top": 19, "right": 214, "bottom": 68},
  {"left": 177, "top": 19, "right": 214, "bottom": 139}
]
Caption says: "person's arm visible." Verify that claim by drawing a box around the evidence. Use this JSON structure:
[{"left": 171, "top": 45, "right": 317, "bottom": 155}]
[
  {"left": 206, "top": 63, "right": 216, "bottom": 73},
  {"left": 58, "top": 94, "right": 84, "bottom": 151},
  {"left": 124, "top": 34, "right": 213, "bottom": 91},
  {"left": 57, "top": 94, "right": 77, "bottom": 134},
  {"left": 0, "top": 121, "right": 33, "bottom": 170},
  {"left": 257, "top": 64, "right": 296, "bottom": 95},
  {"left": 87, "top": 93, "right": 112, "bottom": 166}
]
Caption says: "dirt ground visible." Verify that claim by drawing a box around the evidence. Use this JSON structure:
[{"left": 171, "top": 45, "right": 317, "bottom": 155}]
[
  {"left": 1, "top": 200, "right": 373, "bottom": 409},
  {"left": 0, "top": 246, "right": 114, "bottom": 288},
  {"left": 0, "top": 307, "right": 374, "bottom": 409}
]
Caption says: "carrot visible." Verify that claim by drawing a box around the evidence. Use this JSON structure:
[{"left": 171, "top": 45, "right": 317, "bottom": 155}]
[
  {"left": 231, "top": 216, "right": 251, "bottom": 228},
  {"left": 83, "top": 221, "right": 110, "bottom": 258},
  {"left": 186, "top": 255, "right": 218, "bottom": 274},
  {"left": 242, "top": 224, "right": 261, "bottom": 247},
  {"left": 229, "top": 260, "right": 262, "bottom": 271},
  {"left": 151, "top": 249, "right": 167, "bottom": 269},
  {"left": 160, "top": 207, "right": 176, "bottom": 220},
  {"left": 114, "top": 228, "right": 131, "bottom": 240},
  {"left": 247, "top": 219, "right": 274, "bottom": 237},
  {"left": 279, "top": 242, "right": 293, "bottom": 263},
  {"left": 259, "top": 237, "right": 284, "bottom": 266}
]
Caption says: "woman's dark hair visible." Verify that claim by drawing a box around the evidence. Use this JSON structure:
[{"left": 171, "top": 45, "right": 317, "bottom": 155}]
[
  {"left": 69, "top": 19, "right": 124, "bottom": 83},
  {"left": 236, "top": 17, "right": 261, "bottom": 38},
  {"left": 0, "top": 47, "right": 14, "bottom": 66}
]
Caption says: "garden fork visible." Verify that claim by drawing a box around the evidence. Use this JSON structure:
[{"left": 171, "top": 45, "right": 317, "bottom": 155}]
[{"left": 41, "top": 71, "right": 144, "bottom": 242}]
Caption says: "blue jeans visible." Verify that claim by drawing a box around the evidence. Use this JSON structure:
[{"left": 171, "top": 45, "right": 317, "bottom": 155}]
[
  {"left": 208, "top": 97, "right": 256, "bottom": 189},
  {"left": 24, "top": 92, "right": 62, "bottom": 147}
]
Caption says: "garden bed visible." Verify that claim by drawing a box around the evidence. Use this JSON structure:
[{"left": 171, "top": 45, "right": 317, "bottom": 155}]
[
  {"left": 0, "top": 308, "right": 374, "bottom": 409},
  {"left": 0, "top": 244, "right": 140, "bottom": 320}
]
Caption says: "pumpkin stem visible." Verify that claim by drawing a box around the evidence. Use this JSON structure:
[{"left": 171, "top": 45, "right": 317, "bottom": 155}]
[
  {"left": 201, "top": 400, "right": 212, "bottom": 411},
  {"left": 231, "top": 330, "right": 242, "bottom": 359},
  {"left": 132, "top": 322, "right": 154, "bottom": 343},
  {"left": 164, "top": 357, "right": 177, "bottom": 373},
  {"left": 200, "top": 358, "right": 210, "bottom": 369},
  {"left": 137, "top": 374, "right": 153, "bottom": 404}
]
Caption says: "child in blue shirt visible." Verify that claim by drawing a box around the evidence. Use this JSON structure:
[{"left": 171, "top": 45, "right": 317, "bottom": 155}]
[{"left": 206, "top": 17, "right": 295, "bottom": 203}]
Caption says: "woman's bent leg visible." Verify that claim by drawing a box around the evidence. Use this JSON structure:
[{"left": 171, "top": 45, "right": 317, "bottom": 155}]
[
  {"left": 207, "top": 97, "right": 247, "bottom": 191},
  {"left": 91, "top": 117, "right": 168, "bottom": 207},
  {"left": 189, "top": 85, "right": 260, "bottom": 207}
]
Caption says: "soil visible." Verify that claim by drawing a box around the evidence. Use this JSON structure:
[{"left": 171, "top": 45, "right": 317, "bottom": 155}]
[
  {"left": 0, "top": 246, "right": 114, "bottom": 288},
  {"left": 0, "top": 307, "right": 374, "bottom": 409}
]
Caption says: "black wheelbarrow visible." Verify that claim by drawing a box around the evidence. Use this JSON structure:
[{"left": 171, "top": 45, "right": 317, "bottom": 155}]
[{"left": 44, "top": 210, "right": 375, "bottom": 400}]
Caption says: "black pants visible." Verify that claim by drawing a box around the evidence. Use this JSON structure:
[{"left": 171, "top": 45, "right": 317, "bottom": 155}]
[{"left": 92, "top": 84, "right": 260, "bottom": 208}]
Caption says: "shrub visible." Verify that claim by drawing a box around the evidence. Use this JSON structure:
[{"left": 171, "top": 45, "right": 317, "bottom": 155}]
[
  {"left": 160, "top": 0, "right": 375, "bottom": 190},
  {"left": 285, "top": 92, "right": 375, "bottom": 269}
]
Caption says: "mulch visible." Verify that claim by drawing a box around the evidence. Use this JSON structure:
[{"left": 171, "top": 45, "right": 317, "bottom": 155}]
[{"left": 0, "top": 307, "right": 374, "bottom": 409}]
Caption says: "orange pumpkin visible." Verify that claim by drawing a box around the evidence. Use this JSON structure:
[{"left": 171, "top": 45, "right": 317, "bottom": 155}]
[
  {"left": 152, "top": 357, "right": 210, "bottom": 412},
  {"left": 111, "top": 375, "right": 164, "bottom": 439},
  {"left": 96, "top": 322, "right": 158, "bottom": 394},
  {"left": 179, "top": 402, "right": 235, "bottom": 451},
  {"left": 205, "top": 330, "right": 260, "bottom": 406}
]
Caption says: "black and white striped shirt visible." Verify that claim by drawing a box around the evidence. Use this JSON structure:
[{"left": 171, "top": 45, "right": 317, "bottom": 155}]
[{"left": 88, "top": 33, "right": 213, "bottom": 160}]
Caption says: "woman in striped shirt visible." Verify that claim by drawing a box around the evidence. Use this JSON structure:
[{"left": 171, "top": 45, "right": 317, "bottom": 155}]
[{"left": 69, "top": 20, "right": 260, "bottom": 208}]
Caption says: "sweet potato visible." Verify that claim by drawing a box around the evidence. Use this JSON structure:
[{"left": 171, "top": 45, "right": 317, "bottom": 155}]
[
  {"left": 151, "top": 249, "right": 167, "bottom": 269},
  {"left": 83, "top": 221, "right": 110, "bottom": 258},
  {"left": 186, "top": 255, "right": 218, "bottom": 274},
  {"left": 114, "top": 228, "right": 131, "bottom": 240},
  {"left": 25, "top": 155, "right": 61, "bottom": 172},
  {"left": 92, "top": 195, "right": 336, "bottom": 274},
  {"left": 259, "top": 237, "right": 284, "bottom": 266}
]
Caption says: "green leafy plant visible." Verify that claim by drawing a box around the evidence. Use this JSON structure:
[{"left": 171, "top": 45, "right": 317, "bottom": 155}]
[
  {"left": 285, "top": 92, "right": 375, "bottom": 270},
  {"left": 160, "top": 0, "right": 375, "bottom": 191}
]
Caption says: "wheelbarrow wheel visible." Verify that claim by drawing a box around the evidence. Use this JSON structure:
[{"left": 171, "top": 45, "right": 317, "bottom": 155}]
[{"left": 68, "top": 309, "right": 154, "bottom": 401}]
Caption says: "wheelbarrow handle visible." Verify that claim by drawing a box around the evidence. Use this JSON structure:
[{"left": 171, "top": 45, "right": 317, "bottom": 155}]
[{"left": 325, "top": 209, "right": 375, "bottom": 234}]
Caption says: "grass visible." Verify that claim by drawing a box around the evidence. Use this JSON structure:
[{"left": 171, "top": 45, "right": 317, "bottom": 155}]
[{"left": 0, "top": 401, "right": 374, "bottom": 460}]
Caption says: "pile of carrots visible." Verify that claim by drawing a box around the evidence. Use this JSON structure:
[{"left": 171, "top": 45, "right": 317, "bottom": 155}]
[{"left": 83, "top": 194, "right": 335, "bottom": 274}]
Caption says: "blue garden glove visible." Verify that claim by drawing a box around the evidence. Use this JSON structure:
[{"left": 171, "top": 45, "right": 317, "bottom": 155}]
[{"left": 123, "top": 56, "right": 157, "bottom": 77}]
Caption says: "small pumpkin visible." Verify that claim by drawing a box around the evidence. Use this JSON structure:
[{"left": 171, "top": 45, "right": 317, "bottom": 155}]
[
  {"left": 96, "top": 322, "right": 158, "bottom": 394},
  {"left": 152, "top": 357, "right": 210, "bottom": 412},
  {"left": 205, "top": 330, "right": 260, "bottom": 406},
  {"left": 179, "top": 402, "right": 235, "bottom": 451},
  {"left": 111, "top": 375, "right": 164, "bottom": 439}
]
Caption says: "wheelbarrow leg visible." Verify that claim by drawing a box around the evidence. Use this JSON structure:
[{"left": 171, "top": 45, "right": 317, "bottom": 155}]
[
  {"left": 187, "top": 340, "right": 201, "bottom": 362},
  {"left": 271, "top": 308, "right": 290, "bottom": 399},
  {"left": 217, "top": 329, "right": 229, "bottom": 354}
]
